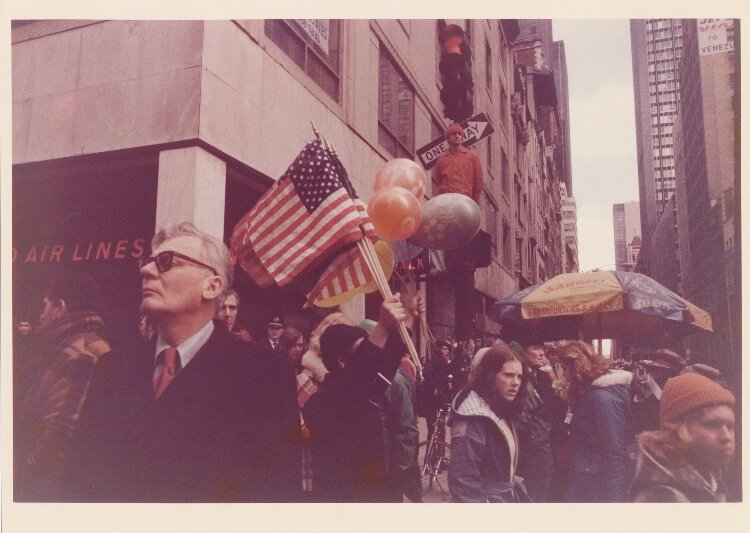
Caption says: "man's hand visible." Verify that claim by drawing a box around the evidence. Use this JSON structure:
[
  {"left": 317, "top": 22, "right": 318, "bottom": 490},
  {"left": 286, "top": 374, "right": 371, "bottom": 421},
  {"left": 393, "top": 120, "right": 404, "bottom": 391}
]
[
  {"left": 403, "top": 291, "right": 425, "bottom": 329},
  {"left": 368, "top": 293, "right": 407, "bottom": 348},
  {"left": 232, "top": 328, "right": 253, "bottom": 343}
]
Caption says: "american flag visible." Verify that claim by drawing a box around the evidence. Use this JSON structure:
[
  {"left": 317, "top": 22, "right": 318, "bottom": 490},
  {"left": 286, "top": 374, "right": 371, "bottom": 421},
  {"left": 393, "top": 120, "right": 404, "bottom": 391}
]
[
  {"left": 304, "top": 244, "right": 374, "bottom": 307},
  {"left": 231, "top": 139, "right": 375, "bottom": 287}
]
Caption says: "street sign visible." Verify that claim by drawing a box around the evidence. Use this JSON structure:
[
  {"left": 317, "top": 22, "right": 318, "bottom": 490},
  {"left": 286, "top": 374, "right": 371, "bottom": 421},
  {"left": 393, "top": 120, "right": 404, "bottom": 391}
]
[{"left": 416, "top": 112, "right": 495, "bottom": 170}]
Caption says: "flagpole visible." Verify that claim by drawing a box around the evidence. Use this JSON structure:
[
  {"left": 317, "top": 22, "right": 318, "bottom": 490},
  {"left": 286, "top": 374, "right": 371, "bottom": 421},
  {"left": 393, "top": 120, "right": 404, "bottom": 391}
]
[
  {"left": 357, "top": 240, "right": 423, "bottom": 375},
  {"left": 319, "top": 130, "right": 423, "bottom": 375}
]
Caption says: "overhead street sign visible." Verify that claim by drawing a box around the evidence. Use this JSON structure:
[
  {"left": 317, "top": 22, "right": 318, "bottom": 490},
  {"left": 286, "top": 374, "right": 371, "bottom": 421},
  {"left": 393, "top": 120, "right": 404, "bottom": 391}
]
[{"left": 416, "top": 112, "right": 495, "bottom": 170}]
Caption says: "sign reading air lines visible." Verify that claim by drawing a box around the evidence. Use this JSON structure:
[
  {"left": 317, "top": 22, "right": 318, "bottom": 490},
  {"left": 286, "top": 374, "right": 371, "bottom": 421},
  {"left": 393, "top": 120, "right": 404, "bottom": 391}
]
[{"left": 416, "top": 112, "right": 495, "bottom": 170}]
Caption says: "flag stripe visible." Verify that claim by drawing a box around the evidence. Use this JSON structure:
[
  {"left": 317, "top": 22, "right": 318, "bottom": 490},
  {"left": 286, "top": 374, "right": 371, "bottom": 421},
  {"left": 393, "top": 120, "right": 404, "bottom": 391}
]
[
  {"left": 267, "top": 207, "right": 366, "bottom": 282},
  {"left": 245, "top": 181, "right": 300, "bottom": 241},
  {"left": 305, "top": 245, "right": 377, "bottom": 307},
  {"left": 250, "top": 199, "right": 309, "bottom": 253},
  {"left": 253, "top": 189, "right": 356, "bottom": 260}
]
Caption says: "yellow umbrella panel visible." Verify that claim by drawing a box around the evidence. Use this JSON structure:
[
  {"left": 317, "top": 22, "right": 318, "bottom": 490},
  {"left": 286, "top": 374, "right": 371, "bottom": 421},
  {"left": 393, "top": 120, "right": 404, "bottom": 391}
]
[{"left": 521, "top": 271, "right": 625, "bottom": 320}]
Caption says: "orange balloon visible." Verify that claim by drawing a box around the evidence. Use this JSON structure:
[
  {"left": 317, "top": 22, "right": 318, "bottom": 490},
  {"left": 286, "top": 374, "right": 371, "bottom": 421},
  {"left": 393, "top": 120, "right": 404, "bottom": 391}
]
[
  {"left": 367, "top": 187, "right": 422, "bottom": 241},
  {"left": 373, "top": 158, "right": 427, "bottom": 200}
]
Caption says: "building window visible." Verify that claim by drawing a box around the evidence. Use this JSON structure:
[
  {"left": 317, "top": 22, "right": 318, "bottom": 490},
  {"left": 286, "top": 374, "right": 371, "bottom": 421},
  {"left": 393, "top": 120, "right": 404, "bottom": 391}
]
[
  {"left": 487, "top": 136, "right": 493, "bottom": 170},
  {"left": 502, "top": 219, "right": 511, "bottom": 267},
  {"left": 264, "top": 20, "right": 341, "bottom": 101},
  {"left": 515, "top": 180, "right": 522, "bottom": 227},
  {"left": 485, "top": 39, "right": 492, "bottom": 90},
  {"left": 501, "top": 148, "right": 510, "bottom": 197},
  {"left": 500, "top": 83, "right": 509, "bottom": 131},
  {"left": 379, "top": 47, "right": 415, "bottom": 158},
  {"left": 499, "top": 27, "right": 509, "bottom": 72},
  {"left": 485, "top": 198, "right": 498, "bottom": 257},
  {"left": 516, "top": 236, "right": 524, "bottom": 273}
]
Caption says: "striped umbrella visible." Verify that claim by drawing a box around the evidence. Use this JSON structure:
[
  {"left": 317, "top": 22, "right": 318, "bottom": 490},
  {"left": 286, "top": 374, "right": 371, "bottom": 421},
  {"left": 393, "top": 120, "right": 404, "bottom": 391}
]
[{"left": 493, "top": 270, "right": 712, "bottom": 343}]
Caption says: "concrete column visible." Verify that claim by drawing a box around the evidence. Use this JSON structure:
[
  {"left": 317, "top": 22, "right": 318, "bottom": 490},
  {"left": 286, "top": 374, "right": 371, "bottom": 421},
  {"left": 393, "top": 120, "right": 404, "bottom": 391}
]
[{"left": 155, "top": 147, "right": 227, "bottom": 239}]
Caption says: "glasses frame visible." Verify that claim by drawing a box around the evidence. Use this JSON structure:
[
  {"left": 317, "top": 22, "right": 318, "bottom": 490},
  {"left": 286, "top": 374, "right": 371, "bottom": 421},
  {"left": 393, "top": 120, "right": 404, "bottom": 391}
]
[{"left": 138, "top": 250, "right": 218, "bottom": 276}]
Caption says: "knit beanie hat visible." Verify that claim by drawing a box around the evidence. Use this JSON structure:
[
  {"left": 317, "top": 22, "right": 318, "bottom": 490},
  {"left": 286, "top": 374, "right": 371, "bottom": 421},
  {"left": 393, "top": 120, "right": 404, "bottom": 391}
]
[
  {"left": 320, "top": 324, "right": 367, "bottom": 373},
  {"left": 659, "top": 373, "right": 735, "bottom": 424},
  {"left": 445, "top": 123, "right": 464, "bottom": 140}
]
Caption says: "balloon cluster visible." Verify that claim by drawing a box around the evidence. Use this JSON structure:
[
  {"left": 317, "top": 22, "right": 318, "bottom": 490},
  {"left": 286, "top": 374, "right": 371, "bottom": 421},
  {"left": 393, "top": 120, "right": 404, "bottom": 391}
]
[
  {"left": 367, "top": 158, "right": 481, "bottom": 255},
  {"left": 317, "top": 157, "right": 482, "bottom": 308},
  {"left": 368, "top": 159, "right": 425, "bottom": 241}
]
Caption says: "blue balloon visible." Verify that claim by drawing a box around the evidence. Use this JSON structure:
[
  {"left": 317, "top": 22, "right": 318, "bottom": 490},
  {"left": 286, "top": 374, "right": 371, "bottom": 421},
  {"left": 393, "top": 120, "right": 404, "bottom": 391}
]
[{"left": 391, "top": 240, "right": 423, "bottom": 262}]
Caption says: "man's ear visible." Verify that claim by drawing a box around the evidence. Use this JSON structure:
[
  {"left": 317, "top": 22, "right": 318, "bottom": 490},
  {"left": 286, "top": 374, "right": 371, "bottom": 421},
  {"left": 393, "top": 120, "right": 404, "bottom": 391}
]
[
  {"left": 57, "top": 299, "right": 67, "bottom": 315},
  {"left": 202, "top": 275, "right": 225, "bottom": 301}
]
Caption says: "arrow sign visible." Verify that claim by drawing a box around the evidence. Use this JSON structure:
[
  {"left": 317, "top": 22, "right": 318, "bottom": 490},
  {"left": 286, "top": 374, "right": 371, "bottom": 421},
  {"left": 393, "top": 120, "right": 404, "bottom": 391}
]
[{"left": 416, "top": 112, "right": 495, "bottom": 170}]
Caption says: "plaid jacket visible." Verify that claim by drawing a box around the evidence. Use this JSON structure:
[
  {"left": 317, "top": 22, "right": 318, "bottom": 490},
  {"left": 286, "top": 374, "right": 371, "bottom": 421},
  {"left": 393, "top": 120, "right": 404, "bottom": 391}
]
[{"left": 15, "top": 311, "right": 110, "bottom": 501}]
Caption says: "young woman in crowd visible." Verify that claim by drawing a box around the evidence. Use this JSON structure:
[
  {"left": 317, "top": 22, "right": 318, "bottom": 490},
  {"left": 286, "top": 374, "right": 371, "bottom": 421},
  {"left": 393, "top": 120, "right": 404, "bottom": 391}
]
[
  {"left": 448, "top": 344, "right": 530, "bottom": 502},
  {"left": 552, "top": 340, "right": 634, "bottom": 502}
]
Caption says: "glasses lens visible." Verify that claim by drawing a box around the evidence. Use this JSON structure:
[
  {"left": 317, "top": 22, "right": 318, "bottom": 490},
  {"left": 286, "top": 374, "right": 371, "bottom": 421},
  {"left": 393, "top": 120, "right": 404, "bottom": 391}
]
[{"left": 155, "top": 252, "right": 173, "bottom": 273}]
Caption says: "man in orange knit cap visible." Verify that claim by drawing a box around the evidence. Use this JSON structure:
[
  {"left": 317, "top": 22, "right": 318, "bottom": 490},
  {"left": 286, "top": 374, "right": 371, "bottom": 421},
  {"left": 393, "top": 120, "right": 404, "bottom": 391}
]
[
  {"left": 629, "top": 373, "right": 736, "bottom": 502},
  {"left": 432, "top": 123, "right": 483, "bottom": 204}
]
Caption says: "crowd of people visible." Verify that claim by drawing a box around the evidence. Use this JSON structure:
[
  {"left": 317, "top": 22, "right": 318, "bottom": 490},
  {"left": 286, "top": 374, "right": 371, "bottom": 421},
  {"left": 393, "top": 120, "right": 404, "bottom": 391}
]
[
  {"left": 12, "top": 221, "right": 738, "bottom": 504},
  {"left": 419, "top": 337, "right": 738, "bottom": 503}
]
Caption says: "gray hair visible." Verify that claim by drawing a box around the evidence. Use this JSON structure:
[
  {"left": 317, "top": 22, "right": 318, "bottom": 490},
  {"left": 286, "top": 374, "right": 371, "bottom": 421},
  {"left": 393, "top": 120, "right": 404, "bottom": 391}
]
[{"left": 152, "top": 222, "right": 233, "bottom": 295}]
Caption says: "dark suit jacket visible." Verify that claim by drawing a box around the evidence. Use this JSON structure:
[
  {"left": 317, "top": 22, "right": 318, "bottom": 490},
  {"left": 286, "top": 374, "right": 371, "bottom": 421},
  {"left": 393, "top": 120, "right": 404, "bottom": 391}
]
[
  {"left": 69, "top": 326, "right": 294, "bottom": 502},
  {"left": 254, "top": 337, "right": 276, "bottom": 360}
]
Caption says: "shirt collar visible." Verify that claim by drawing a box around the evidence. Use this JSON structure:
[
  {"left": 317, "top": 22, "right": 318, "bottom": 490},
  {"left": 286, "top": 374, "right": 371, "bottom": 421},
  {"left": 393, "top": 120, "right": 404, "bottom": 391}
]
[{"left": 155, "top": 319, "right": 214, "bottom": 369}]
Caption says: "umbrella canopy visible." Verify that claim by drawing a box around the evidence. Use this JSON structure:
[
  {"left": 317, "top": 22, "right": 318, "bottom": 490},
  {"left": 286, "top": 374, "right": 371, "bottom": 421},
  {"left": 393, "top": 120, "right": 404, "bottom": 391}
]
[{"left": 494, "top": 270, "right": 712, "bottom": 343}]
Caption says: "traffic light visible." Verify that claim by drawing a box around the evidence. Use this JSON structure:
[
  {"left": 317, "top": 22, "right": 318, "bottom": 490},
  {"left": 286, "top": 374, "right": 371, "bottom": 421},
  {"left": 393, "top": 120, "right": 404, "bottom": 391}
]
[{"left": 438, "top": 24, "right": 474, "bottom": 123}]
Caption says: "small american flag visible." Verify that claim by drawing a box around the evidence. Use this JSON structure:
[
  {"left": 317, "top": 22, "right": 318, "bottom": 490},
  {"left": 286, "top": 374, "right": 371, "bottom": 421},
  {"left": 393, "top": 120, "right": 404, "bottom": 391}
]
[
  {"left": 232, "top": 139, "right": 375, "bottom": 287},
  {"left": 304, "top": 244, "right": 375, "bottom": 307}
]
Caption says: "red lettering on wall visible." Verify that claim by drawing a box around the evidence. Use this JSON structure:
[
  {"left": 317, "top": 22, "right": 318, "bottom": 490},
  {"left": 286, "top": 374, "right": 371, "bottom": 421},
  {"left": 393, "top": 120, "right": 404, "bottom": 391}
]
[
  {"left": 114, "top": 239, "right": 128, "bottom": 259},
  {"left": 50, "top": 245, "right": 64, "bottom": 262},
  {"left": 131, "top": 238, "right": 145, "bottom": 258},
  {"left": 96, "top": 241, "right": 112, "bottom": 260},
  {"left": 72, "top": 243, "right": 84, "bottom": 261},
  {"left": 24, "top": 247, "right": 37, "bottom": 263},
  {"left": 16, "top": 238, "right": 149, "bottom": 265}
]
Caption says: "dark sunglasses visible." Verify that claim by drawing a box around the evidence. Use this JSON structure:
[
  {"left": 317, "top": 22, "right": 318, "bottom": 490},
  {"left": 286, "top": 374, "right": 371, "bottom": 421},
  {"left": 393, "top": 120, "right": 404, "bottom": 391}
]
[{"left": 138, "top": 250, "right": 218, "bottom": 276}]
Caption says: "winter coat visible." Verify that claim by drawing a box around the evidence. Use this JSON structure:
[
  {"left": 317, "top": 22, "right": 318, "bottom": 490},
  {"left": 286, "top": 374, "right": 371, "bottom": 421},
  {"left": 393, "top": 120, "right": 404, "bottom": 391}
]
[
  {"left": 302, "top": 336, "right": 402, "bottom": 502},
  {"left": 14, "top": 311, "right": 110, "bottom": 501},
  {"left": 567, "top": 370, "right": 635, "bottom": 503},
  {"left": 382, "top": 366, "right": 422, "bottom": 502},
  {"left": 516, "top": 372, "right": 555, "bottom": 479},
  {"left": 447, "top": 389, "right": 529, "bottom": 503},
  {"left": 70, "top": 326, "right": 295, "bottom": 502},
  {"left": 628, "top": 442, "right": 728, "bottom": 502}
]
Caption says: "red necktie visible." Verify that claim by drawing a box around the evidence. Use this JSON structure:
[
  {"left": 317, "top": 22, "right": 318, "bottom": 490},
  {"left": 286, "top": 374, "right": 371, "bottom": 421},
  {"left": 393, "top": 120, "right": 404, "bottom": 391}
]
[{"left": 154, "top": 347, "right": 181, "bottom": 399}]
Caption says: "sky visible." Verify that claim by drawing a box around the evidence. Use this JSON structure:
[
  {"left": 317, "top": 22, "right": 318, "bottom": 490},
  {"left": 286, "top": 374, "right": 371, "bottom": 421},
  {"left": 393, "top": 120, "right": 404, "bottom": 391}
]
[{"left": 552, "top": 20, "right": 640, "bottom": 273}]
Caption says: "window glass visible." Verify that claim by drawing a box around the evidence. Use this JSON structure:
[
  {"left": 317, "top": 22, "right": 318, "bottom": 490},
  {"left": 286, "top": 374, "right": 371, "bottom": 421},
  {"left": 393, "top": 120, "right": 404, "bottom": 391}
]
[
  {"left": 378, "top": 47, "right": 415, "bottom": 158},
  {"left": 265, "top": 19, "right": 341, "bottom": 101}
]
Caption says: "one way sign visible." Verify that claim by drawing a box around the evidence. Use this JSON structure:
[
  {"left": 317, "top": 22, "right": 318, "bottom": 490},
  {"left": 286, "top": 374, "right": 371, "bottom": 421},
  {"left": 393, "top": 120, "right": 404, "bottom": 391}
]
[{"left": 416, "top": 112, "right": 495, "bottom": 170}]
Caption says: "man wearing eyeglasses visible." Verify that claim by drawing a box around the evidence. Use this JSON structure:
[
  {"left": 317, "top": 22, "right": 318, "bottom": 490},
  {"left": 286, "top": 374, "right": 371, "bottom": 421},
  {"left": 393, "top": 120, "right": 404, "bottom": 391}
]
[{"left": 71, "top": 221, "right": 294, "bottom": 502}]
